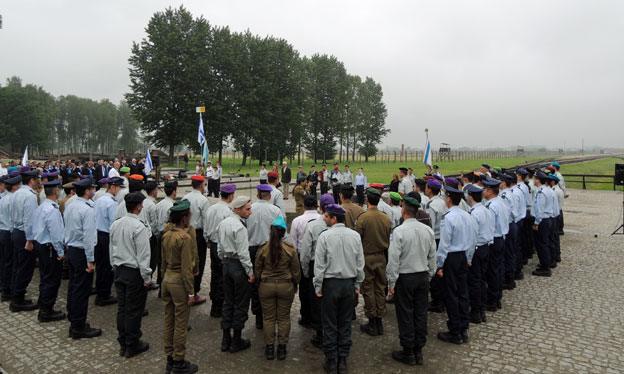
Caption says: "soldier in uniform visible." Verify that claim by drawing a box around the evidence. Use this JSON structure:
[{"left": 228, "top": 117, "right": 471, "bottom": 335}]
[
  {"left": 267, "top": 171, "right": 286, "bottom": 218},
  {"left": 65, "top": 177, "right": 101, "bottom": 339},
  {"left": 386, "top": 196, "right": 436, "bottom": 366},
  {"left": 94, "top": 176, "right": 124, "bottom": 307},
  {"left": 355, "top": 188, "right": 392, "bottom": 337},
  {"left": 388, "top": 192, "right": 403, "bottom": 229},
  {"left": 182, "top": 175, "right": 211, "bottom": 305},
  {"left": 424, "top": 179, "right": 448, "bottom": 313},
  {"left": 531, "top": 171, "right": 554, "bottom": 277},
  {"left": 93, "top": 177, "right": 109, "bottom": 201},
  {"left": 340, "top": 185, "right": 364, "bottom": 229},
  {"left": 59, "top": 182, "right": 76, "bottom": 214},
  {"left": 155, "top": 180, "right": 178, "bottom": 290},
  {"left": 314, "top": 204, "right": 365, "bottom": 374},
  {"left": 247, "top": 184, "right": 282, "bottom": 329},
  {"left": 31, "top": 179, "right": 66, "bottom": 322},
  {"left": 142, "top": 180, "right": 160, "bottom": 291},
  {"left": 398, "top": 167, "right": 412, "bottom": 196},
  {"left": 0, "top": 175, "right": 20, "bottom": 302},
  {"left": 202, "top": 183, "right": 236, "bottom": 318},
  {"left": 110, "top": 192, "right": 152, "bottom": 358},
  {"left": 256, "top": 215, "right": 301, "bottom": 360},
  {"left": 515, "top": 168, "right": 532, "bottom": 267},
  {"left": 9, "top": 169, "right": 40, "bottom": 312},
  {"left": 548, "top": 174, "right": 564, "bottom": 262},
  {"left": 293, "top": 177, "right": 309, "bottom": 216},
  {"left": 499, "top": 174, "right": 522, "bottom": 290},
  {"left": 435, "top": 185, "right": 477, "bottom": 345},
  {"left": 217, "top": 196, "right": 255, "bottom": 353},
  {"left": 161, "top": 199, "right": 199, "bottom": 374}
]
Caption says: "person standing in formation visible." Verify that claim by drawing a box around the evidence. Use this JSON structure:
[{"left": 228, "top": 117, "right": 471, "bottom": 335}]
[
  {"left": 281, "top": 162, "right": 292, "bottom": 200},
  {"left": 388, "top": 192, "right": 403, "bottom": 229},
  {"left": 161, "top": 199, "right": 199, "bottom": 374},
  {"left": 341, "top": 165, "right": 353, "bottom": 187},
  {"left": 202, "top": 184, "right": 236, "bottom": 318},
  {"left": 267, "top": 171, "right": 286, "bottom": 218},
  {"left": 314, "top": 204, "right": 365, "bottom": 374},
  {"left": 0, "top": 175, "right": 21, "bottom": 302},
  {"left": 531, "top": 171, "right": 555, "bottom": 277},
  {"left": 398, "top": 167, "right": 413, "bottom": 196},
  {"left": 483, "top": 178, "right": 509, "bottom": 311},
  {"left": 386, "top": 195, "right": 436, "bottom": 366},
  {"left": 182, "top": 175, "right": 210, "bottom": 306},
  {"left": 155, "top": 180, "right": 178, "bottom": 289},
  {"left": 217, "top": 196, "right": 255, "bottom": 353},
  {"left": 256, "top": 215, "right": 301, "bottom": 361},
  {"left": 340, "top": 185, "right": 364, "bottom": 230},
  {"left": 424, "top": 179, "right": 448, "bottom": 313},
  {"left": 109, "top": 192, "right": 152, "bottom": 358}
]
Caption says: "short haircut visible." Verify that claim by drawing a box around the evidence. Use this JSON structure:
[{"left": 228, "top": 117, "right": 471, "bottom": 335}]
[
  {"left": 487, "top": 186, "right": 499, "bottom": 195},
  {"left": 415, "top": 179, "right": 426, "bottom": 191},
  {"left": 304, "top": 195, "right": 318, "bottom": 209},
  {"left": 328, "top": 212, "right": 345, "bottom": 223},
  {"left": 403, "top": 203, "right": 418, "bottom": 217},
  {"left": 22, "top": 175, "right": 34, "bottom": 185},
  {"left": 164, "top": 184, "right": 176, "bottom": 196},
  {"left": 469, "top": 192, "right": 483, "bottom": 203},
  {"left": 367, "top": 193, "right": 381, "bottom": 206},
  {"left": 258, "top": 190, "right": 272, "bottom": 200},
  {"left": 220, "top": 191, "right": 233, "bottom": 199},
  {"left": 448, "top": 192, "right": 462, "bottom": 206},
  {"left": 341, "top": 188, "right": 354, "bottom": 200},
  {"left": 191, "top": 180, "right": 203, "bottom": 189},
  {"left": 428, "top": 185, "right": 441, "bottom": 195},
  {"left": 44, "top": 186, "right": 57, "bottom": 197},
  {"left": 75, "top": 186, "right": 89, "bottom": 198},
  {"left": 125, "top": 199, "right": 142, "bottom": 213}
]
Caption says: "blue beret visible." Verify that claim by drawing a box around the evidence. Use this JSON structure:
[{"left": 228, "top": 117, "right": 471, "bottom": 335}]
[
  {"left": 73, "top": 178, "right": 96, "bottom": 188},
  {"left": 535, "top": 171, "right": 548, "bottom": 179},
  {"left": 19, "top": 166, "right": 30, "bottom": 173},
  {"left": 256, "top": 184, "right": 273, "bottom": 192},
  {"left": 427, "top": 179, "right": 442, "bottom": 189},
  {"left": 98, "top": 177, "right": 110, "bottom": 185},
  {"left": 325, "top": 204, "right": 345, "bottom": 216},
  {"left": 465, "top": 184, "right": 483, "bottom": 194},
  {"left": 4, "top": 175, "right": 22, "bottom": 185},
  {"left": 516, "top": 168, "right": 528, "bottom": 176},
  {"left": 551, "top": 161, "right": 560, "bottom": 168},
  {"left": 271, "top": 215, "right": 287, "bottom": 230},
  {"left": 8, "top": 170, "right": 20, "bottom": 177},
  {"left": 21, "top": 170, "right": 40, "bottom": 178},
  {"left": 42, "top": 180, "right": 61, "bottom": 188},
  {"left": 108, "top": 177, "right": 125, "bottom": 186},
  {"left": 47, "top": 171, "right": 59, "bottom": 179},
  {"left": 220, "top": 184, "right": 237, "bottom": 194},
  {"left": 444, "top": 185, "right": 463, "bottom": 194},
  {"left": 41, "top": 171, "right": 49, "bottom": 179},
  {"left": 502, "top": 173, "right": 516, "bottom": 184},
  {"left": 483, "top": 178, "right": 501, "bottom": 188},
  {"left": 0, "top": 175, "right": 8, "bottom": 183},
  {"left": 547, "top": 174, "right": 559, "bottom": 182}
]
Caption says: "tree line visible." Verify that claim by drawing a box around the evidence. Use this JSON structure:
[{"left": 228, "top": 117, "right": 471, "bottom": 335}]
[
  {"left": 0, "top": 77, "right": 141, "bottom": 157},
  {"left": 127, "top": 6, "right": 389, "bottom": 165}
]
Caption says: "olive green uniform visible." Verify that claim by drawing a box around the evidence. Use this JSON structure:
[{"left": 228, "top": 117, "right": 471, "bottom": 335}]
[
  {"left": 255, "top": 241, "right": 301, "bottom": 345},
  {"left": 161, "top": 225, "right": 198, "bottom": 361},
  {"left": 355, "top": 207, "right": 392, "bottom": 318},
  {"left": 342, "top": 201, "right": 364, "bottom": 229},
  {"left": 293, "top": 185, "right": 307, "bottom": 215}
]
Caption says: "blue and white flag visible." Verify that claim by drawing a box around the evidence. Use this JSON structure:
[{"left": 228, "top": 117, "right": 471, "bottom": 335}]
[
  {"left": 21, "top": 145, "right": 28, "bottom": 167},
  {"left": 197, "top": 114, "right": 206, "bottom": 146},
  {"left": 144, "top": 148, "right": 153, "bottom": 175},
  {"left": 423, "top": 137, "right": 432, "bottom": 167},
  {"left": 202, "top": 142, "right": 209, "bottom": 165}
]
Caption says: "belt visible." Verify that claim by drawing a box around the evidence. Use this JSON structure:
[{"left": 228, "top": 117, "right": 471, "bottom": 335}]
[
  {"left": 222, "top": 257, "right": 241, "bottom": 263},
  {"left": 261, "top": 278, "right": 292, "bottom": 283}
]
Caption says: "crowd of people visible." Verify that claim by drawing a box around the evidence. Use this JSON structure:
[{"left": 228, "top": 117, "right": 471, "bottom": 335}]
[{"left": 0, "top": 156, "right": 567, "bottom": 374}]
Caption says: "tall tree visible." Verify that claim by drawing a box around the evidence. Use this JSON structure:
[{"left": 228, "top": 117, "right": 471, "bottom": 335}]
[{"left": 357, "top": 77, "right": 389, "bottom": 161}]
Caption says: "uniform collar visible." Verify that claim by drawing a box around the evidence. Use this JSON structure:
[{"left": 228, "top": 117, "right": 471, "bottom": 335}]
[{"left": 330, "top": 223, "right": 345, "bottom": 229}]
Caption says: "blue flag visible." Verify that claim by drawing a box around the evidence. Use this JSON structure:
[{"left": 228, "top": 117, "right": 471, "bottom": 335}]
[
  {"left": 144, "top": 148, "right": 153, "bottom": 175},
  {"left": 198, "top": 114, "right": 206, "bottom": 146},
  {"left": 423, "top": 138, "right": 432, "bottom": 167}
]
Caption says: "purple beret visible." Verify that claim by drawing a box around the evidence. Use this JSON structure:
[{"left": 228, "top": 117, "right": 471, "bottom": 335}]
[
  {"left": 98, "top": 177, "right": 110, "bottom": 185},
  {"left": 9, "top": 171, "right": 20, "bottom": 177},
  {"left": 444, "top": 177, "right": 460, "bottom": 188},
  {"left": 256, "top": 184, "right": 273, "bottom": 192},
  {"left": 427, "top": 179, "right": 442, "bottom": 189},
  {"left": 220, "top": 183, "right": 237, "bottom": 194},
  {"left": 47, "top": 171, "right": 59, "bottom": 178},
  {"left": 325, "top": 203, "right": 345, "bottom": 216},
  {"left": 319, "top": 193, "right": 335, "bottom": 208},
  {"left": 433, "top": 174, "right": 444, "bottom": 182},
  {"left": 20, "top": 166, "right": 30, "bottom": 173},
  {"left": 41, "top": 171, "right": 49, "bottom": 179}
]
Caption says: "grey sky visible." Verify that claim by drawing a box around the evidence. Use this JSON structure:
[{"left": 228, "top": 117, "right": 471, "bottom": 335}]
[{"left": 1, "top": 0, "right": 623, "bottom": 149}]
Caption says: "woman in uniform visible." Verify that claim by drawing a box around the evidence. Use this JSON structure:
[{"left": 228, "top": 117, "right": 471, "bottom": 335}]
[{"left": 256, "top": 215, "right": 301, "bottom": 361}]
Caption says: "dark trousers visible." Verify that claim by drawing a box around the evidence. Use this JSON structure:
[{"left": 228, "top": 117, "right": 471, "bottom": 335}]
[
  {"left": 115, "top": 266, "right": 148, "bottom": 348},
  {"left": 558, "top": 210, "right": 564, "bottom": 234},
  {"left": 355, "top": 185, "right": 365, "bottom": 205},
  {"left": 331, "top": 184, "right": 342, "bottom": 206},
  {"left": 308, "top": 262, "right": 323, "bottom": 335},
  {"left": 486, "top": 237, "right": 504, "bottom": 305},
  {"left": 524, "top": 214, "right": 535, "bottom": 257},
  {"left": 299, "top": 261, "right": 313, "bottom": 324},
  {"left": 208, "top": 179, "right": 220, "bottom": 198},
  {"left": 194, "top": 229, "right": 207, "bottom": 294},
  {"left": 36, "top": 242, "right": 63, "bottom": 309},
  {"left": 550, "top": 215, "right": 561, "bottom": 263},
  {"left": 209, "top": 241, "right": 224, "bottom": 313},
  {"left": 443, "top": 251, "right": 469, "bottom": 335},
  {"left": 310, "top": 183, "right": 318, "bottom": 197},
  {"left": 395, "top": 272, "right": 429, "bottom": 350},
  {"left": 514, "top": 220, "right": 525, "bottom": 276},
  {"left": 95, "top": 231, "right": 114, "bottom": 298},
  {"left": 248, "top": 245, "right": 262, "bottom": 320},
  {"left": 430, "top": 239, "right": 445, "bottom": 308},
  {"left": 503, "top": 223, "right": 518, "bottom": 283},
  {"left": 67, "top": 246, "right": 93, "bottom": 329},
  {"left": 534, "top": 219, "right": 552, "bottom": 269},
  {"left": 0, "top": 229, "right": 12, "bottom": 296},
  {"left": 321, "top": 278, "right": 355, "bottom": 360},
  {"left": 468, "top": 244, "right": 489, "bottom": 317},
  {"left": 320, "top": 182, "right": 329, "bottom": 195},
  {"left": 11, "top": 229, "right": 36, "bottom": 298},
  {"left": 221, "top": 259, "right": 251, "bottom": 330},
  {"left": 149, "top": 234, "right": 160, "bottom": 281}
]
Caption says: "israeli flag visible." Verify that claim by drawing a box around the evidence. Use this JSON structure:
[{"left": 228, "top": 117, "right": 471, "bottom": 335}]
[
  {"left": 21, "top": 145, "right": 28, "bottom": 167},
  {"left": 198, "top": 114, "right": 206, "bottom": 146},
  {"left": 144, "top": 148, "right": 153, "bottom": 175},
  {"left": 423, "top": 139, "right": 432, "bottom": 167}
]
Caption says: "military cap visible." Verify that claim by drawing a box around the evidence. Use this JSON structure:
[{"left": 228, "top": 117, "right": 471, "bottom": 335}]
[
  {"left": 271, "top": 215, "right": 287, "bottom": 230},
  {"left": 389, "top": 192, "right": 402, "bottom": 203},
  {"left": 119, "top": 166, "right": 131, "bottom": 174},
  {"left": 444, "top": 185, "right": 463, "bottom": 194},
  {"left": 3, "top": 175, "right": 21, "bottom": 186},
  {"left": 325, "top": 204, "right": 345, "bottom": 216},
  {"left": 129, "top": 174, "right": 144, "bottom": 181},
  {"left": 481, "top": 163, "right": 491, "bottom": 170},
  {"left": 501, "top": 173, "right": 516, "bottom": 184},
  {"left": 108, "top": 177, "right": 125, "bottom": 186},
  {"left": 319, "top": 193, "right": 335, "bottom": 208},
  {"left": 483, "top": 178, "right": 502, "bottom": 188},
  {"left": 399, "top": 167, "right": 408, "bottom": 173},
  {"left": 267, "top": 171, "right": 279, "bottom": 179},
  {"left": 98, "top": 177, "right": 110, "bottom": 186},
  {"left": 164, "top": 180, "right": 178, "bottom": 189},
  {"left": 256, "top": 184, "right": 273, "bottom": 192},
  {"left": 124, "top": 191, "right": 146, "bottom": 204},
  {"left": 366, "top": 187, "right": 381, "bottom": 197},
  {"left": 231, "top": 196, "right": 251, "bottom": 209},
  {"left": 144, "top": 181, "right": 158, "bottom": 192},
  {"left": 403, "top": 196, "right": 421, "bottom": 208},
  {"left": 547, "top": 174, "right": 560, "bottom": 182},
  {"left": 42, "top": 180, "right": 61, "bottom": 188},
  {"left": 191, "top": 175, "right": 205, "bottom": 182},
  {"left": 433, "top": 174, "right": 444, "bottom": 182},
  {"left": 47, "top": 171, "right": 59, "bottom": 179},
  {"left": 369, "top": 183, "right": 385, "bottom": 190},
  {"left": 465, "top": 184, "right": 483, "bottom": 194},
  {"left": 341, "top": 185, "right": 354, "bottom": 193},
  {"left": 535, "top": 171, "right": 548, "bottom": 180},
  {"left": 551, "top": 161, "right": 560, "bottom": 169},
  {"left": 427, "top": 179, "right": 442, "bottom": 189},
  {"left": 21, "top": 170, "right": 40, "bottom": 178},
  {"left": 221, "top": 184, "right": 237, "bottom": 194},
  {"left": 170, "top": 199, "right": 191, "bottom": 212},
  {"left": 73, "top": 178, "right": 96, "bottom": 188},
  {"left": 516, "top": 168, "right": 528, "bottom": 176}
]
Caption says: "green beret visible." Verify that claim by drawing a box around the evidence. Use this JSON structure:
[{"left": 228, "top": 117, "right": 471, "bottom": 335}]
[
  {"left": 366, "top": 187, "right": 381, "bottom": 197},
  {"left": 403, "top": 196, "right": 421, "bottom": 208},
  {"left": 120, "top": 166, "right": 131, "bottom": 173},
  {"left": 170, "top": 199, "right": 190, "bottom": 212},
  {"left": 389, "top": 192, "right": 402, "bottom": 203}
]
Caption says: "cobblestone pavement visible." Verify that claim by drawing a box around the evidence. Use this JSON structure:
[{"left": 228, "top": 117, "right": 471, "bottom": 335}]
[{"left": 1, "top": 189, "right": 624, "bottom": 373}]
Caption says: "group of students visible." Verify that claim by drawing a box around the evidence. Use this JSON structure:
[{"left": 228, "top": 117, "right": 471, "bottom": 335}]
[{"left": 0, "top": 158, "right": 566, "bottom": 374}]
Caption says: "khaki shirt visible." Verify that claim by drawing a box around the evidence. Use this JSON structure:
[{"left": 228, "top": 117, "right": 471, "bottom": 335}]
[
  {"left": 255, "top": 241, "right": 301, "bottom": 284},
  {"left": 293, "top": 185, "right": 307, "bottom": 215},
  {"left": 355, "top": 207, "right": 392, "bottom": 255},
  {"left": 161, "top": 225, "right": 197, "bottom": 295},
  {"left": 341, "top": 201, "right": 364, "bottom": 229}
]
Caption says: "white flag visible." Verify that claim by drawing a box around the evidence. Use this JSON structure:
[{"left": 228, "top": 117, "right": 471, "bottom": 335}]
[
  {"left": 144, "top": 149, "right": 153, "bottom": 175},
  {"left": 423, "top": 138, "right": 432, "bottom": 167},
  {"left": 197, "top": 114, "right": 206, "bottom": 146},
  {"left": 21, "top": 146, "right": 28, "bottom": 167}
]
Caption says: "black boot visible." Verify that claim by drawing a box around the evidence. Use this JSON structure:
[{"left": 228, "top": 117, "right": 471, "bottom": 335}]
[
  {"left": 276, "top": 344, "right": 287, "bottom": 361},
  {"left": 94, "top": 295, "right": 118, "bottom": 306},
  {"left": 220, "top": 329, "right": 232, "bottom": 352},
  {"left": 414, "top": 347, "right": 424, "bottom": 365},
  {"left": 360, "top": 318, "right": 378, "bottom": 336},
  {"left": 165, "top": 356, "right": 173, "bottom": 374},
  {"left": 311, "top": 332, "right": 323, "bottom": 349},
  {"left": 125, "top": 340, "right": 150, "bottom": 358},
  {"left": 428, "top": 302, "right": 445, "bottom": 313},
  {"left": 376, "top": 317, "right": 384, "bottom": 335},
  {"left": 323, "top": 358, "right": 337, "bottom": 374},
  {"left": 437, "top": 331, "right": 463, "bottom": 344},
  {"left": 171, "top": 359, "right": 198, "bottom": 374},
  {"left": 337, "top": 357, "right": 347, "bottom": 374},
  {"left": 255, "top": 315, "right": 263, "bottom": 330},
  {"left": 229, "top": 329, "right": 251, "bottom": 353},
  {"left": 461, "top": 330, "right": 469, "bottom": 343},
  {"left": 38, "top": 306, "right": 66, "bottom": 322},
  {"left": 69, "top": 324, "right": 102, "bottom": 340},
  {"left": 265, "top": 344, "right": 275, "bottom": 360},
  {"left": 210, "top": 306, "right": 222, "bottom": 318},
  {"left": 391, "top": 346, "right": 416, "bottom": 366},
  {"left": 532, "top": 268, "right": 552, "bottom": 277},
  {"left": 9, "top": 296, "right": 39, "bottom": 312},
  {"left": 481, "top": 311, "right": 487, "bottom": 323},
  {"left": 470, "top": 311, "right": 482, "bottom": 324}
]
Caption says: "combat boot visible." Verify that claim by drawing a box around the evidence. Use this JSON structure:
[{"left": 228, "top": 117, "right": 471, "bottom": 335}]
[
  {"left": 0, "top": 293, "right": 11, "bottom": 302},
  {"left": 171, "top": 359, "right": 198, "bottom": 374},
  {"left": 94, "top": 295, "right": 118, "bottom": 306},
  {"left": 323, "top": 358, "right": 337, "bottom": 374},
  {"left": 276, "top": 344, "right": 287, "bottom": 361},
  {"left": 437, "top": 331, "right": 463, "bottom": 345},
  {"left": 69, "top": 324, "right": 102, "bottom": 340},
  {"left": 38, "top": 306, "right": 66, "bottom": 322},
  {"left": 125, "top": 340, "right": 150, "bottom": 358},
  {"left": 165, "top": 356, "right": 173, "bottom": 374},
  {"left": 265, "top": 344, "right": 275, "bottom": 360},
  {"left": 229, "top": 329, "right": 251, "bottom": 353},
  {"left": 9, "top": 295, "right": 39, "bottom": 312},
  {"left": 391, "top": 346, "right": 416, "bottom": 366},
  {"left": 220, "top": 328, "right": 232, "bottom": 352},
  {"left": 376, "top": 317, "right": 384, "bottom": 335},
  {"left": 414, "top": 348, "right": 424, "bottom": 365},
  {"left": 359, "top": 318, "right": 378, "bottom": 336},
  {"left": 470, "top": 311, "right": 482, "bottom": 324},
  {"left": 337, "top": 357, "right": 348, "bottom": 374}
]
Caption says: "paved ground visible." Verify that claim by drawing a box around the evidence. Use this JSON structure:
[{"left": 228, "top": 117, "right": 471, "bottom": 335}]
[{"left": 1, "top": 188, "right": 624, "bottom": 373}]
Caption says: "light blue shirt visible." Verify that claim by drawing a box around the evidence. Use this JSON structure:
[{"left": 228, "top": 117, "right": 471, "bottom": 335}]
[
  {"left": 95, "top": 193, "right": 117, "bottom": 233},
  {"left": 470, "top": 202, "right": 495, "bottom": 247},
  {"left": 531, "top": 186, "right": 554, "bottom": 224},
  {"left": 11, "top": 185, "right": 39, "bottom": 240},
  {"left": 510, "top": 186, "right": 526, "bottom": 223},
  {"left": 64, "top": 197, "right": 97, "bottom": 262},
  {"left": 485, "top": 196, "right": 510, "bottom": 237},
  {"left": 32, "top": 199, "right": 65, "bottom": 256},
  {"left": 517, "top": 182, "right": 532, "bottom": 209},
  {"left": 0, "top": 191, "right": 14, "bottom": 231},
  {"left": 549, "top": 186, "right": 560, "bottom": 218},
  {"left": 436, "top": 206, "right": 477, "bottom": 268},
  {"left": 355, "top": 174, "right": 367, "bottom": 187},
  {"left": 499, "top": 188, "right": 516, "bottom": 223}
]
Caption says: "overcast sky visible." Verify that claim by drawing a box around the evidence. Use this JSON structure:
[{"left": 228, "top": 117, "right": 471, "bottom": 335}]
[{"left": 1, "top": 0, "right": 623, "bottom": 149}]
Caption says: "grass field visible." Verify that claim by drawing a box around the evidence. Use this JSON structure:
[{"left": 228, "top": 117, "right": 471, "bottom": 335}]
[{"left": 558, "top": 156, "right": 624, "bottom": 191}]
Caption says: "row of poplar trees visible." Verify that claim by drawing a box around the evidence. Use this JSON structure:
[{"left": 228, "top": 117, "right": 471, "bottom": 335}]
[{"left": 127, "top": 6, "right": 389, "bottom": 165}]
